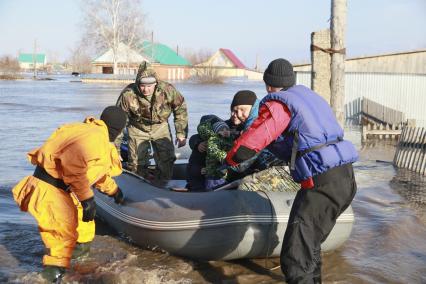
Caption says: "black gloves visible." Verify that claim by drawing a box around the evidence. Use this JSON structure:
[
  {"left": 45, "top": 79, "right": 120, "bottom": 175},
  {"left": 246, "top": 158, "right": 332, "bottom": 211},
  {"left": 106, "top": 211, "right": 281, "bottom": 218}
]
[
  {"left": 112, "top": 187, "right": 124, "bottom": 204},
  {"left": 81, "top": 197, "right": 96, "bottom": 222}
]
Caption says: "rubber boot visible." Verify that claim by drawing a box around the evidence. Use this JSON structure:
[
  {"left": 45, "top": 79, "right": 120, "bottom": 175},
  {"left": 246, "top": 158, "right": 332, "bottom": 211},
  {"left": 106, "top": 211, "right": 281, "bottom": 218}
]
[
  {"left": 72, "top": 242, "right": 91, "bottom": 259},
  {"left": 41, "top": 265, "right": 66, "bottom": 283}
]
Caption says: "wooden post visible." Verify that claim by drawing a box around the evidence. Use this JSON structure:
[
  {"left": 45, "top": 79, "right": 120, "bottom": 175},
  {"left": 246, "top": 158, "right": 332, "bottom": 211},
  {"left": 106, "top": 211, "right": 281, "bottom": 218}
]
[
  {"left": 362, "top": 125, "right": 367, "bottom": 141},
  {"left": 311, "top": 30, "right": 331, "bottom": 103},
  {"left": 330, "top": 0, "right": 346, "bottom": 127}
]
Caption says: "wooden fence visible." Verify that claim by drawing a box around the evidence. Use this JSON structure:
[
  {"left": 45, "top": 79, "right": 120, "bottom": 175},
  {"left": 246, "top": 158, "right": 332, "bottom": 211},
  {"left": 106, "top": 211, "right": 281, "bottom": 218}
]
[
  {"left": 393, "top": 126, "right": 426, "bottom": 175},
  {"left": 361, "top": 97, "right": 408, "bottom": 140},
  {"left": 361, "top": 97, "right": 405, "bottom": 126},
  {"left": 362, "top": 123, "right": 404, "bottom": 140}
]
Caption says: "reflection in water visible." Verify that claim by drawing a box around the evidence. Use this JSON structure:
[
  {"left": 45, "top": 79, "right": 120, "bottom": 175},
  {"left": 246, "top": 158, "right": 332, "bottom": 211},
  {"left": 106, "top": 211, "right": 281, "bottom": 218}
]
[{"left": 0, "top": 78, "right": 425, "bottom": 283}]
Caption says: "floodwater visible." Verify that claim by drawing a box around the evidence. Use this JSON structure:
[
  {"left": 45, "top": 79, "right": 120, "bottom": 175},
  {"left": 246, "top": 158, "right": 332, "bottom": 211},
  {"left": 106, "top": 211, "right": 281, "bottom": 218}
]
[{"left": 0, "top": 76, "right": 425, "bottom": 283}]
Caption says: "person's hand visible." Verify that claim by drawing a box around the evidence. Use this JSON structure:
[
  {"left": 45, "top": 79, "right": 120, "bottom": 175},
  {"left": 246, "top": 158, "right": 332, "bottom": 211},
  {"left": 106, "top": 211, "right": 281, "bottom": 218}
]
[
  {"left": 197, "top": 141, "right": 207, "bottom": 152},
  {"left": 219, "top": 129, "right": 230, "bottom": 138},
  {"left": 200, "top": 167, "right": 207, "bottom": 175},
  {"left": 81, "top": 197, "right": 96, "bottom": 222},
  {"left": 112, "top": 187, "right": 124, "bottom": 204},
  {"left": 217, "top": 164, "right": 230, "bottom": 175},
  {"left": 175, "top": 137, "right": 186, "bottom": 148}
]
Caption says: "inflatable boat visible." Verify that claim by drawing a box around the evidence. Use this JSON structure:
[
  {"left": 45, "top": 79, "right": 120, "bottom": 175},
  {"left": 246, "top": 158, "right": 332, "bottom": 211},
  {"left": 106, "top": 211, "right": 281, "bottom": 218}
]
[{"left": 94, "top": 162, "right": 354, "bottom": 260}]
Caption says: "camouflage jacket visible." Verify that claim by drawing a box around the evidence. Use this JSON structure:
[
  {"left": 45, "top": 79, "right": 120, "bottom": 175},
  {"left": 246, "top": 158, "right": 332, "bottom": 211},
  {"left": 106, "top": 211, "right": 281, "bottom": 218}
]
[
  {"left": 197, "top": 121, "right": 234, "bottom": 178},
  {"left": 116, "top": 81, "right": 188, "bottom": 138}
]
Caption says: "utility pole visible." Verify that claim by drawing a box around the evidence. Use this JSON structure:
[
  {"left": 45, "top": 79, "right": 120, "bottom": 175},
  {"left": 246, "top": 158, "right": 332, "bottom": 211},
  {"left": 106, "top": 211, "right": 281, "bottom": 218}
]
[
  {"left": 151, "top": 31, "right": 154, "bottom": 61},
  {"left": 33, "top": 39, "right": 37, "bottom": 79},
  {"left": 330, "top": 0, "right": 346, "bottom": 127}
]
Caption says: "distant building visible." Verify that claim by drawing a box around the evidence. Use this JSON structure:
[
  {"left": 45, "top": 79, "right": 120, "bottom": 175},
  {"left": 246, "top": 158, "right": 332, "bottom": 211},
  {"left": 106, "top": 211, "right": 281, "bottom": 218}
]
[
  {"left": 138, "top": 41, "right": 192, "bottom": 80},
  {"left": 195, "top": 48, "right": 262, "bottom": 80},
  {"left": 91, "top": 41, "right": 192, "bottom": 80},
  {"left": 18, "top": 53, "right": 47, "bottom": 71},
  {"left": 294, "top": 49, "right": 426, "bottom": 74},
  {"left": 91, "top": 43, "right": 149, "bottom": 75}
]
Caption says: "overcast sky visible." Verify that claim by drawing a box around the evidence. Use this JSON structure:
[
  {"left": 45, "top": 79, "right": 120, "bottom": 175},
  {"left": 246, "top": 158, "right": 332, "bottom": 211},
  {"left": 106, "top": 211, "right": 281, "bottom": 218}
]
[{"left": 0, "top": 0, "right": 425, "bottom": 69}]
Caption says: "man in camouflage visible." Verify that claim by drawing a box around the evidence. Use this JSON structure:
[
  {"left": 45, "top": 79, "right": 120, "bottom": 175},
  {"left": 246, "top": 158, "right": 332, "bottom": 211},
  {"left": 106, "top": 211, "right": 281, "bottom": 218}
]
[{"left": 116, "top": 62, "right": 188, "bottom": 181}]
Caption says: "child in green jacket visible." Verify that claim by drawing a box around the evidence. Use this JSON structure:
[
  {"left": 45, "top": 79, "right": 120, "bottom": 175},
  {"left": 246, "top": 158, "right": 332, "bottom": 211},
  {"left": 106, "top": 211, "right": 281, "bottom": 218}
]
[{"left": 197, "top": 118, "right": 235, "bottom": 190}]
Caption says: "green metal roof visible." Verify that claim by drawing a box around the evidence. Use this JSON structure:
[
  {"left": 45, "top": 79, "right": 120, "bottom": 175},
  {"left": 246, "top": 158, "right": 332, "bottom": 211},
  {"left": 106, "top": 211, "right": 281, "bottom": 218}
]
[
  {"left": 18, "top": 53, "right": 46, "bottom": 64},
  {"left": 139, "top": 41, "right": 191, "bottom": 66}
]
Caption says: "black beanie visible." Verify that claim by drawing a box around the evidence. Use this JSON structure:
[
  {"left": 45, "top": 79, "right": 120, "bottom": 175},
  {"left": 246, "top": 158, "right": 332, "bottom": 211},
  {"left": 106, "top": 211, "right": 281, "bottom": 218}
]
[
  {"left": 230, "top": 90, "right": 257, "bottom": 110},
  {"left": 100, "top": 106, "right": 127, "bottom": 142},
  {"left": 263, "top": 58, "right": 295, "bottom": 88}
]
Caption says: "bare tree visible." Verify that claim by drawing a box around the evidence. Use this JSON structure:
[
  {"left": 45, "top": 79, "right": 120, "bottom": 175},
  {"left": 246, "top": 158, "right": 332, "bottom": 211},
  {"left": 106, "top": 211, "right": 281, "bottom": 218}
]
[
  {"left": 0, "top": 56, "right": 21, "bottom": 79},
  {"left": 81, "top": 0, "right": 146, "bottom": 74},
  {"left": 182, "top": 48, "right": 224, "bottom": 84},
  {"left": 69, "top": 42, "right": 93, "bottom": 73},
  {"left": 182, "top": 48, "right": 213, "bottom": 65}
]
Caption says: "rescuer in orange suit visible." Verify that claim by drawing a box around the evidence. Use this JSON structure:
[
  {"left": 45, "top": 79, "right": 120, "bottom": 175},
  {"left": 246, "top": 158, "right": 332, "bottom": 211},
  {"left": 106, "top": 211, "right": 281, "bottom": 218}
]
[{"left": 12, "top": 106, "right": 127, "bottom": 282}]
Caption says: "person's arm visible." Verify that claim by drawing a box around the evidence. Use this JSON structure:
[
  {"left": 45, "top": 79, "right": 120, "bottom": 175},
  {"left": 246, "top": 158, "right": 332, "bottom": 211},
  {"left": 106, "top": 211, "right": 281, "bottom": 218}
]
[
  {"left": 226, "top": 101, "right": 291, "bottom": 166},
  {"left": 169, "top": 87, "right": 188, "bottom": 141},
  {"left": 114, "top": 89, "right": 132, "bottom": 150},
  {"left": 93, "top": 144, "right": 123, "bottom": 196},
  {"left": 189, "top": 134, "right": 202, "bottom": 150},
  {"left": 207, "top": 136, "right": 228, "bottom": 163}
]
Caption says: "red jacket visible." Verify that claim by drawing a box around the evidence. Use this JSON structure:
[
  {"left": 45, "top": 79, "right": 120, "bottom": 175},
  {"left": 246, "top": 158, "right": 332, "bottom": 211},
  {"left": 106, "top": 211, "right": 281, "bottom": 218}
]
[{"left": 226, "top": 100, "right": 314, "bottom": 189}]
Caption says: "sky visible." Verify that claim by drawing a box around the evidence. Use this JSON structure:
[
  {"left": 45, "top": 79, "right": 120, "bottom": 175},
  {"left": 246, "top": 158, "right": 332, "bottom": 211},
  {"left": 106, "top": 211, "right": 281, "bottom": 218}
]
[{"left": 0, "top": 0, "right": 425, "bottom": 69}]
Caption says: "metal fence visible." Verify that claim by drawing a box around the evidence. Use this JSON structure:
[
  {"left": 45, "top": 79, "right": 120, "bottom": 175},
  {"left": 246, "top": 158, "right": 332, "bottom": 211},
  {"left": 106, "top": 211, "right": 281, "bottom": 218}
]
[{"left": 295, "top": 72, "right": 426, "bottom": 127}]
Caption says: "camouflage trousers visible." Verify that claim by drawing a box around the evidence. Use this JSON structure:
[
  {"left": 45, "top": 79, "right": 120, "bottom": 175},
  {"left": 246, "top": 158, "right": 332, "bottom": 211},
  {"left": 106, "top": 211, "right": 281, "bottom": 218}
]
[{"left": 127, "top": 123, "right": 176, "bottom": 181}]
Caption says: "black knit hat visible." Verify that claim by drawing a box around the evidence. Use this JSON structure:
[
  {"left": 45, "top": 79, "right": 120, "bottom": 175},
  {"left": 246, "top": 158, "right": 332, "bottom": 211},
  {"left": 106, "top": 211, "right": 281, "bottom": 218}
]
[
  {"left": 100, "top": 106, "right": 127, "bottom": 142},
  {"left": 230, "top": 90, "right": 257, "bottom": 110},
  {"left": 263, "top": 58, "right": 295, "bottom": 88}
]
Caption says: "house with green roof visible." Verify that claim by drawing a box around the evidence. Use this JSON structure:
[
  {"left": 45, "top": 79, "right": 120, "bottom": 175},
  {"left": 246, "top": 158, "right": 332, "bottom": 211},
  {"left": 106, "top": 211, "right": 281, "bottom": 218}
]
[
  {"left": 18, "top": 53, "right": 47, "bottom": 71},
  {"left": 138, "top": 41, "right": 191, "bottom": 80},
  {"left": 139, "top": 41, "right": 191, "bottom": 66},
  {"left": 90, "top": 41, "right": 192, "bottom": 80}
]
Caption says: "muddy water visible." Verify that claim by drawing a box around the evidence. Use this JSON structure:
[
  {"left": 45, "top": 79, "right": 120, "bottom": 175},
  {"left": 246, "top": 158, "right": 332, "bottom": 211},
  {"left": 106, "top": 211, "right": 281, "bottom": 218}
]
[{"left": 0, "top": 77, "right": 425, "bottom": 283}]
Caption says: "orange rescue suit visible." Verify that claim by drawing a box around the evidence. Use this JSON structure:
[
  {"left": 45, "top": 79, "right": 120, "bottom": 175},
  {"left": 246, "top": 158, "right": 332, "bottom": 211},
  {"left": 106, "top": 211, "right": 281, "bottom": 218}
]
[{"left": 12, "top": 117, "right": 122, "bottom": 268}]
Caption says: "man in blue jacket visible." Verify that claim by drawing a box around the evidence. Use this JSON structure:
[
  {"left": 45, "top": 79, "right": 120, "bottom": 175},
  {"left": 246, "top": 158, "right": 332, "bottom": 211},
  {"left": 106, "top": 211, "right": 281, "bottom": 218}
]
[{"left": 226, "top": 58, "right": 358, "bottom": 283}]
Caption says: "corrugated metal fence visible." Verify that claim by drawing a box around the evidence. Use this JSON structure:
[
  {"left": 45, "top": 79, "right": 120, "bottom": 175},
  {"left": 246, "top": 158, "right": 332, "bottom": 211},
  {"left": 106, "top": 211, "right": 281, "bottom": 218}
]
[
  {"left": 394, "top": 126, "right": 426, "bottom": 175},
  {"left": 295, "top": 72, "right": 426, "bottom": 127}
]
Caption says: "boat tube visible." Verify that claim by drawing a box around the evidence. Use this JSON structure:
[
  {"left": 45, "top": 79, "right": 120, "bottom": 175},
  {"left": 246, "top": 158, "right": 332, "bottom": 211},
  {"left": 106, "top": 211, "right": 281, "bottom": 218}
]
[{"left": 95, "top": 162, "right": 354, "bottom": 260}]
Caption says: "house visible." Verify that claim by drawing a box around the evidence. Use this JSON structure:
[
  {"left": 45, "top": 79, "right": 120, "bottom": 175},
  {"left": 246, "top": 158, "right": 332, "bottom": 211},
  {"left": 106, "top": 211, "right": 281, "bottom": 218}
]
[
  {"left": 91, "top": 42, "right": 150, "bottom": 75},
  {"left": 91, "top": 41, "right": 192, "bottom": 80},
  {"left": 195, "top": 48, "right": 262, "bottom": 80},
  {"left": 18, "top": 53, "right": 47, "bottom": 71},
  {"left": 138, "top": 41, "right": 192, "bottom": 80}
]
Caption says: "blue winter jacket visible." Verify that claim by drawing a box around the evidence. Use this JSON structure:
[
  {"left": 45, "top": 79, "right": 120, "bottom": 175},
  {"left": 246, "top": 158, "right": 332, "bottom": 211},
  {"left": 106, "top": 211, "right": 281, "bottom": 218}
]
[{"left": 260, "top": 85, "right": 358, "bottom": 182}]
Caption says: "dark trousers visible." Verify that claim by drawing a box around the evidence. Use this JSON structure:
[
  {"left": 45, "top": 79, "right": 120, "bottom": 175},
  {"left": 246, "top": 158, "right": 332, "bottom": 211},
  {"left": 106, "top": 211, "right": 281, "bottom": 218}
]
[
  {"left": 280, "top": 163, "right": 357, "bottom": 284},
  {"left": 186, "top": 151, "right": 206, "bottom": 192}
]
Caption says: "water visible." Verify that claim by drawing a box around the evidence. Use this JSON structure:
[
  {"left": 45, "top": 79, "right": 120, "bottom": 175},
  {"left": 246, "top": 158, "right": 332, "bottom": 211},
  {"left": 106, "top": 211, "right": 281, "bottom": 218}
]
[{"left": 1, "top": 76, "right": 425, "bottom": 283}]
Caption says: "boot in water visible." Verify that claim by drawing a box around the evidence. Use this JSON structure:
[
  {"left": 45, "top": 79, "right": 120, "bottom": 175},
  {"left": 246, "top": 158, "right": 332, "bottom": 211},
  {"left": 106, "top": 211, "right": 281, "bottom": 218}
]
[
  {"left": 41, "top": 265, "right": 66, "bottom": 283},
  {"left": 72, "top": 242, "right": 91, "bottom": 259}
]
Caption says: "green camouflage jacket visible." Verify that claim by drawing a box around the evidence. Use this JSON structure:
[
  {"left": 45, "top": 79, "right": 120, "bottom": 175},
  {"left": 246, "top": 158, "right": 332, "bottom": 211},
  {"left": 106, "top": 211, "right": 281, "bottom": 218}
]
[
  {"left": 197, "top": 121, "right": 234, "bottom": 178},
  {"left": 116, "top": 63, "right": 188, "bottom": 138}
]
